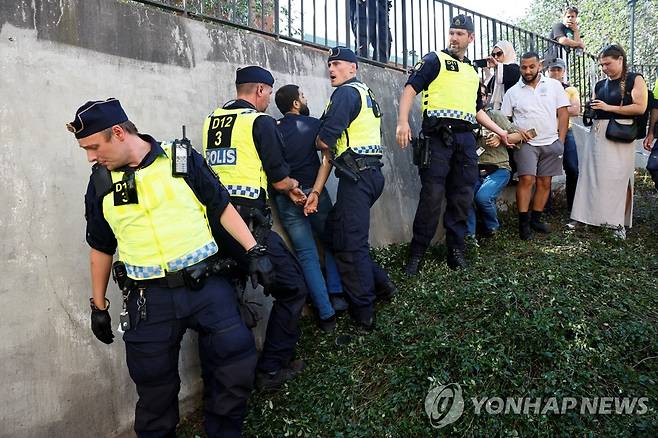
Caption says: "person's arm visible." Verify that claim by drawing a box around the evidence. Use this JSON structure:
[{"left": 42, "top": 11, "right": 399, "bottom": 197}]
[
  {"left": 90, "top": 248, "right": 113, "bottom": 310},
  {"left": 252, "top": 116, "right": 306, "bottom": 204},
  {"left": 396, "top": 85, "right": 417, "bottom": 149},
  {"left": 591, "top": 76, "right": 648, "bottom": 116},
  {"left": 644, "top": 108, "right": 658, "bottom": 151},
  {"left": 395, "top": 52, "right": 440, "bottom": 148},
  {"left": 567, "top": 88, "right": 581, "bottom": 116},
  {"left": 219, "top": 203, "right": 257, "bottom": 250},
  {"left": 304, "top": 149, "right": 333, "bottom": 216},
  {"left": 557, "top": 106, "right": 569, "bottom": 144},
  {"left": 476, "top": 110, "right": 511, "bottom": 145},
  {"left": 555, "top": 22, "right": 584, "bottom": 48},
  {"left": 315, "top": 86, "right": 361, "bottom": 151}
]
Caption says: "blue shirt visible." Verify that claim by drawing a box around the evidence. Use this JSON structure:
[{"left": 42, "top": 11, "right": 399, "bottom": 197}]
[
  {"left": 84, "top": 134, "right": 230, "bottom": 255},
  {"left": 276, "top": 114, "right": 321, "bottom": 189},
  {"left": 317, "top": 77, "right": 363, "bottom": 150},
  {"left": 406, "top": 49, "right": 483, "bottom": 112}
]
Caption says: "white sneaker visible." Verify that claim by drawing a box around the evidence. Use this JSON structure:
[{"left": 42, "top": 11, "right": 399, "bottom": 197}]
[{"left": 566, "top": 220, "right": 584, "bottom": 230}]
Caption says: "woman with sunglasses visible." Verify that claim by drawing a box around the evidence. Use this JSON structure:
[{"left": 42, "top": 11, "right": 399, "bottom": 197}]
[{"left": 483, "top": 40, "right": 521, "bottom": 110}]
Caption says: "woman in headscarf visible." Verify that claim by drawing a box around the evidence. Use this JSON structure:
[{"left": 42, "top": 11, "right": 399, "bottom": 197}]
[{"left": 484, "top": 40, "right": 520, "bottom": 110}]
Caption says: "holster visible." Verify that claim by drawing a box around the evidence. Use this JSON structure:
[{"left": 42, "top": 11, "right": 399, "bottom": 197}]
[
  {"left": 411, "top": 133, "right": 432, "bottom": 169},
  {"left": 331, "top": 155, "right": 361, "bottom": 182}
]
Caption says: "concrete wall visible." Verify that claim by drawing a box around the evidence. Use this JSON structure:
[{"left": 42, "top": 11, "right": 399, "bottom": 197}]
[{"left": 0, "top": 1, "right": 423, "bottom": 436}]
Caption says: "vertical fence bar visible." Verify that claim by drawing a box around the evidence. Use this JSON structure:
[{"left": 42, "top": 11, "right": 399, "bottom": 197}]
[
  {"left": 274, "top": 0, "right": 280, "bottom": 36},
  {"left": 335, "top": 0, "right": 339, "bottom": 47},
  {"left": 402, "top": 0, "right": 409, "bottom": 69},
  {"left": 324, "top": 0, "right": 327, "bottom": 45},
  {"left": 344, "top": 0, "right": 350, "bottom": 49}
]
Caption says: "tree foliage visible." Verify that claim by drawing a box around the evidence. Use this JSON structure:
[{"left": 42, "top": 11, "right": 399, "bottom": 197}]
[{"left": 514, "top": 0, "right": 658, "bottom": 66}]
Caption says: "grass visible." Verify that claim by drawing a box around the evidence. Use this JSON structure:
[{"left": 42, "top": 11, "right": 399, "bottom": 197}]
[{"left": 179, "top": 172, "right": 658, "bottom": 437}]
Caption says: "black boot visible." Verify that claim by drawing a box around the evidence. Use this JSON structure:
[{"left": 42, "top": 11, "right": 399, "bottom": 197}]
[
  {"left": 376, "top": 279, "right": 398, "bottom": 301},
  {"left": 518, "top": 212, "right": 533, "bottom": 240},
  {"left": 530, "top": 210, "right": 551, "bottom": 234},
  {"left": 405, "top": 254, "right": 423, "bottom": 276},
  {"left": 446, "top": 248, "right": 467, "bottom": 270}
]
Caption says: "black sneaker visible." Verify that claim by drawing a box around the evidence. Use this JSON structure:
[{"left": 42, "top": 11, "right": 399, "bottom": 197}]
[
  {"left": 404, "top": 255, "right": 423, "bottom": 276},
  {"left": 318, "top": 314, "right": 337, "bottom": 333},
  {"left": 329, "top": 294, "right": 349, "bottom": 313},
  {"left": 350, "top": 314, "right": 375, "bottom": 332},
  {"left": 375, "top": 279, "right": 398, "bottom": 302},
  {"left": 255, "top": 360, "right": 306, "bottom": 392},
  {"left": 530, "top": 211, "right": 551, "bottom": 234},
  {"left": 446, "top": 248, "right": 467, "bottom": 270}
]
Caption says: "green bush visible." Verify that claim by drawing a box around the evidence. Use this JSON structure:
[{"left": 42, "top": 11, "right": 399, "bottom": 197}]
[{"left": 180, "top": 173, "right": 658, "bottom": 437}]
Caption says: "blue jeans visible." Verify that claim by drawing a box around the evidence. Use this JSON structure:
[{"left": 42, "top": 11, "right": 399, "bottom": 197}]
[
  {"left": 274, "top": 189, "right": 343, "bottom": 320},
  {"left": 467, "top": 168, "right": 511, "bottom": 235}
]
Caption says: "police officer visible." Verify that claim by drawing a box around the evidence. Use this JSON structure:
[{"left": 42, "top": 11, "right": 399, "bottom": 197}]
[
  {"left": 396, "top": 15, "right": 511, "bottom": 274},
  {"left": 71, "top": 98, "right": 273, "bottom": 437},
  {"left": 203, "top": 66, "right": 309, "bottom": 391},
  {"left": 313, "top": 47, "right": 397, "bottom": 331}
]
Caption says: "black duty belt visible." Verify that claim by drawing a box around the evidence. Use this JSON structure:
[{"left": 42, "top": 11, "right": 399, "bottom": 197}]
[
  {"left": 353, "top": 155, "right": 383, "bottom": 170},
  {"left": 135, "top": 257, "right": 236, "bottom": 290}
]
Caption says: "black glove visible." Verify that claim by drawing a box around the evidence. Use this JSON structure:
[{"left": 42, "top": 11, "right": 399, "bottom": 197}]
[
  {"left": 246, "top": 244, "right": 275, "bottom": 291},
  {"left": 90, "top": 298, "right": 114, "bottom": 344}
]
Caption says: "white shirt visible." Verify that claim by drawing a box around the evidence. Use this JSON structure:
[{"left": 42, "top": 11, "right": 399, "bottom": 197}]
[{"left": 501, "top": 75, "right": 570, "bottom": 146}]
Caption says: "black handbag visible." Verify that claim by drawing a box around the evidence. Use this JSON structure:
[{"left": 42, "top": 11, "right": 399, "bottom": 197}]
[
  {"left": 602, "top": 78, "right": 637, "bottom": 143},
  {"left": 605, "top": 118, "right": 638, "bottom": 143}
]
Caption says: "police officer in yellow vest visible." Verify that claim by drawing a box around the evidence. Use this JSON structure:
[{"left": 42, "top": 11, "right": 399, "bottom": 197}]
[
  {"left": 396, "top": 15, "right": 511, "bottom": 274},
  {"left": 71, "top": 98, "right": 274, "bottom": 437},
  {"left": 203, "top": 66, "right": 310, "bottom": 391},
  {"left": 311, "top": 47, "right": 397, "bottom": 331}
]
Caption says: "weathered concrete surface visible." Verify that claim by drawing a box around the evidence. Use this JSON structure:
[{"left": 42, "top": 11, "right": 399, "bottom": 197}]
[{"left": 0, "top": 1, "right": 422, "bottom": 437}]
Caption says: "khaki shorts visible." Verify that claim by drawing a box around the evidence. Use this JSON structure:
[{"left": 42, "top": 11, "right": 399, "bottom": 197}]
[{"left": 515, "top": 140, "right": 564, "bottom": 177}]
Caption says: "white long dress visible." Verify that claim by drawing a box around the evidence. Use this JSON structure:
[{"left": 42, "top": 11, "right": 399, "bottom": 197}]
[{"left": 570, "top": 119, "right": 634, "bottom": 228}]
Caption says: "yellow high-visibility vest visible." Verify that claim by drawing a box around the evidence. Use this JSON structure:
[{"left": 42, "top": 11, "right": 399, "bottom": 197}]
[
  {"left": 422, "top": 51, "right": 479, "bottom": 124},
  {"left": 331, "top": 81, "right": 383, "bottom": 157},
  {"left": 203, "top": 107, "right": 269, "bottom": 199},
  {"left": 102, "top": 144, "right": 217, "bottom": 280}
]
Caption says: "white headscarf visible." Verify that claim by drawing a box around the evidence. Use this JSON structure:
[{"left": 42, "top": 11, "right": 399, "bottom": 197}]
[{"left": 490, "top": 40, "right": 518, "bottom": 109}]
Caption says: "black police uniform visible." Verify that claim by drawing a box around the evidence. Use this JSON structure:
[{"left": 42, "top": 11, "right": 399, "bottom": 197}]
[
  {"left": 318, "top": 76, "right": 393, "bottom": 327},
  {"left": 208, "top": 99, "right": 309, "bottom": 376},
  {"left": 85, "top": 136, "right": 256, "bottom": 437},
  {"left": 406, "top": 49, "right": 484, "bottom": 264}
]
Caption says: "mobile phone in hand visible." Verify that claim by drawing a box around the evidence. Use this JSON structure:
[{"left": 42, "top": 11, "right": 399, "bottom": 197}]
[
  {"left": 527, "top": 128, "right": 537, "bottom": 138},
  {"left": 473, "top": 59, "right": 488, "bottom": 68}
]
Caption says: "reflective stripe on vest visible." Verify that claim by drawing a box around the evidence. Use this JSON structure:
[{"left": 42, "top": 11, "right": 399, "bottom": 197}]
[
  {"left": 332, "top": 81, "right": 382, "bottom": 157},
  {"left": 102, "top": 143, "right": 218, "bottom": 280},
  {"left": 422, "top": 51, "right": 479, "bottom": 124},
  {"left": 203, "top": 107, "right": 269, "bottom": 200}
]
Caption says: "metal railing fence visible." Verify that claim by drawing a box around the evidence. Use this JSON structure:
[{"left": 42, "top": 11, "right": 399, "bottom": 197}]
[{"left": 134, "top": 0, "right": 656, "bottom": 109}]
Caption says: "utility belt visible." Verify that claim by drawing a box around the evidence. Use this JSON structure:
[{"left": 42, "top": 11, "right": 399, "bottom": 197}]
[
  {"left": 111, "top": 257, "right": 237, "bottom": 332},
  {"left": 112, "top": 257, "right": 237, "bottom": 292},
  {"left": 331, "top": 149, "right": 383, "bottom": 182},
  {"left": 422, "top": 117, "right": 478, "bottom": 149}
]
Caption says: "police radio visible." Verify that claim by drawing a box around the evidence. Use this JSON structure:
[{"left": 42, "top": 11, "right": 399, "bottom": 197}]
[{"left": 172, "top": 125, "right": 191, "bottom": 177}]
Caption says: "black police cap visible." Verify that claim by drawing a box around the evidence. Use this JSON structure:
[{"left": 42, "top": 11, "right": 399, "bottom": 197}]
[
  {"left": 235, "top": 66, "right": 275, "bottom": 86},
  {"left": 450, "top": 14, "right": 474, "bottom": 33},
  {"left": 66, "top": 98, "right": 128, "bottom": 139},
  {"left": 328, "top": 46, "right": 358, "bottom": 66}
]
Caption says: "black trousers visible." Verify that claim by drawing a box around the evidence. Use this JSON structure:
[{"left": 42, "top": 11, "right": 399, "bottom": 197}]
[
  {"left": 216, "top": 223, "right": 308, "bottom": 373},
  {"left": 123, "top": 276, "right": 257, "bottom": 438},
  {"left": 410, "top": 130, "right": 479, "bottom": 255}
]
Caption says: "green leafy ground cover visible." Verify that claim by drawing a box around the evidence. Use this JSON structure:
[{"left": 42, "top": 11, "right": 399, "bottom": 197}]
[{"left": 180, "top": 173, "right": 657, "bottom": 437}]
